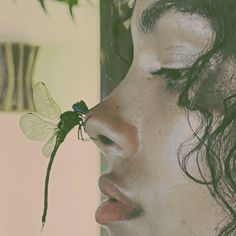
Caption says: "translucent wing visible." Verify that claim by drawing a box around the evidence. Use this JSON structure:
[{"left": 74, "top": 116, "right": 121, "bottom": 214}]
[
  {"left": 20, "top": 112, "right": 57, "bottom": 142},
  {"left": 42, "top": 133, "right": 57, "bottom": 157},
  {"left": 33, "top": 82, "right": 62, "bottom": 122}
]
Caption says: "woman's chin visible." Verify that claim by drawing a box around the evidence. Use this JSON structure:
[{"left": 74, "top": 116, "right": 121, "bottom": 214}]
[{"left": 101, "top": 217, "right": 151, "bottom": 236}]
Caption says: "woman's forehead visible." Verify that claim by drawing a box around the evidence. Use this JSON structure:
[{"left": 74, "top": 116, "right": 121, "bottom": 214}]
[
  {"left": 131, "top": 1, "right": 215, "bottom": 49},
  {"left": 130, "top": 0, "right": 215, "bottom": 77},
  {"left": 134, "top": 1, "right": 214, "bottom": 40}
]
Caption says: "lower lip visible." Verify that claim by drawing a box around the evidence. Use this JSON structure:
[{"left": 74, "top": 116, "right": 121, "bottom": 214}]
[{"left": 95, "top": 198, "right": 143, "bottom": 225}]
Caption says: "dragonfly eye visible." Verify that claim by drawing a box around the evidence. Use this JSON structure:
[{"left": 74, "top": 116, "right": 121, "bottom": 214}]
[{"left": 72, "top": 100, "right": 89, "bottom": 114}]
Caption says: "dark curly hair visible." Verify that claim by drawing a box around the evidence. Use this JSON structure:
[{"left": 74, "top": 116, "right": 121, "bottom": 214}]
[{"left": 102, "top": 0, "right": 236, "bottom": 235}]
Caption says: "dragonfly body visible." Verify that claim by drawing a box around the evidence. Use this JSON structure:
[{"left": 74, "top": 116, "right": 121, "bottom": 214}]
[{"left": 58, "top": 111, "right": 83, "bottom": 136}]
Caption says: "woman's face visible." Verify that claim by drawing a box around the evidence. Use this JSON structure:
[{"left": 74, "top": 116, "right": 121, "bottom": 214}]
[{"left": 85, "top": 1, "right": 224, "bottom": 235}]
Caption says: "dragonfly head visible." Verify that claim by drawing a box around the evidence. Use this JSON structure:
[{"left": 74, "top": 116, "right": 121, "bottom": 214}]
[{"left": 72, "top": 100, "right": 89, "bottom": 115}]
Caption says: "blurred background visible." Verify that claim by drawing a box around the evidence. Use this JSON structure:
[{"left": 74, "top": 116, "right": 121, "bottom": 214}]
[{"left": 0, "top": 0, "right": 100, "bottom": 235}]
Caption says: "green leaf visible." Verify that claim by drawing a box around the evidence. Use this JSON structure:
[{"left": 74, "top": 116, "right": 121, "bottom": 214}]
[
  {"left": 37, "top": 0, "right": 79, "bottom": 17},
  {"left": 56, "top": 0, "right": 79, "bottom": 17},
  {"left": 38, "top": 0, "right": 46, "bottom": 11}
]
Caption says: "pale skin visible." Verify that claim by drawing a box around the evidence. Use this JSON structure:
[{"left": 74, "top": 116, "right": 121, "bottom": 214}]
[{"left": 85, "top": 0, "right": 226, "bottom": 235}]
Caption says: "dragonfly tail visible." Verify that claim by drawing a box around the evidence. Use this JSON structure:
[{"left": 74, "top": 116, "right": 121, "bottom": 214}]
[
  {"left": 40, "top": 222, "right": 45, "bottom": 233},
  {"left": 41, "top": 136, "right": 63, "bottom": 229}
]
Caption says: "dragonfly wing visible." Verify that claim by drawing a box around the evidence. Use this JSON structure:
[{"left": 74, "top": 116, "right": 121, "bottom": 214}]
[
  {"left": 42, "top": 133, "right": 57, "bottom": 158},
  {"left": 20, "top": 112, "right": 57, "bottom": 142},
  {"left": 33, "top": 82, "right": 62, "bottom": 122}
]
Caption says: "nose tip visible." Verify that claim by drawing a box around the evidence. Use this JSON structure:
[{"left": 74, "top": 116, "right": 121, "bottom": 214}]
[{"left": 84, "top": 102, "right": 139, "bottom": 159}]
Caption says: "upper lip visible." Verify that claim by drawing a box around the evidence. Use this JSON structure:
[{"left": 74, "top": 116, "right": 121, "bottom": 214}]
[{"left": 98, "top": 175, "right": 143, "bottom": 211}]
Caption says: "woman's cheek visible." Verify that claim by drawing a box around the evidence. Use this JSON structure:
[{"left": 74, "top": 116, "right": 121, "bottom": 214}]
[{"left": 142, "top": 114, "right": 200, "bottom": 196}]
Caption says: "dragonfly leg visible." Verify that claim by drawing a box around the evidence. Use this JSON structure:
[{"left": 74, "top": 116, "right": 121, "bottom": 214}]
[
  {"left": 78, "top": 120, "right": 97, "bottom": 142},
  {"left": 78, "top": 124, "right": 84, "bottom": 141}
]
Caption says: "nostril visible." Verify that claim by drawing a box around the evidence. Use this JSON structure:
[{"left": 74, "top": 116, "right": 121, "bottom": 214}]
[{"left": 98, "top": 135, "right": 114, "bottom": 146}]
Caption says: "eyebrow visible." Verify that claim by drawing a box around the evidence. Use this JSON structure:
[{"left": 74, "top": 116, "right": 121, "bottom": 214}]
[{"left": 139, "top": 1, "right": 178, "bottom": 33}]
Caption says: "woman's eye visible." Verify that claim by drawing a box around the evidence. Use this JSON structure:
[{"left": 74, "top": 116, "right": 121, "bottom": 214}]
[{"left": 151, "top": 68, "right": 187, "bottom": 80}]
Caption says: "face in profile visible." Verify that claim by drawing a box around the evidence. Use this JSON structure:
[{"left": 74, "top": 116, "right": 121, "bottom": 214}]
[{"left": 85, "top": 0, "right": 236, "bottom": 235}]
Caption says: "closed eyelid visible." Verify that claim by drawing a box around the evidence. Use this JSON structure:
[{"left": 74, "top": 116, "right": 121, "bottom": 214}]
[
  {"left": 160, "top": 52, "right": 199, "bottom": 69},
  {"left": 160, "top": 52, "right": 195, "bottom": 64},
  {"left": 161, "top": 47, "right": 194, "bottom": 57},
  {"left": 160, "top": 44, "right": 201, "bottom": 65},
  {"left": 163, "top": 45, "right": 193, "bottom": 51}
]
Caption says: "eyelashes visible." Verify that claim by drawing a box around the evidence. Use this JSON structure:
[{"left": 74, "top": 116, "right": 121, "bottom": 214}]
[
  {"left": 150, "top": 68, "right": 188, "bottom": 80},
  {"left": 150, "top": 68, "right": 189, "bottom": 91}
]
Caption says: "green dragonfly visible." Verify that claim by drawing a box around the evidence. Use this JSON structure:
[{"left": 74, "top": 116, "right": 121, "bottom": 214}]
[{"left": 20, "top": 82, "right": 89, "bottom": 229}]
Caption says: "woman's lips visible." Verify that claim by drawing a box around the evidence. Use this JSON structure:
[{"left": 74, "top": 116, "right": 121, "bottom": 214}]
[{"left": 96, "top": 175, "right": 144, "bottom": 225}]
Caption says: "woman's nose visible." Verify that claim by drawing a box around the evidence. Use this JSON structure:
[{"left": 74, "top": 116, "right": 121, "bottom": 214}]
[{"left": 84, "top": 99, "right": 139, "bottom": 159}]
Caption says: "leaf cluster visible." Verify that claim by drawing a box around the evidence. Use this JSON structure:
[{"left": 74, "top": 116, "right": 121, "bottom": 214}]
[{"left": 38, "top": 0, "right": 79, "bottom": 17}]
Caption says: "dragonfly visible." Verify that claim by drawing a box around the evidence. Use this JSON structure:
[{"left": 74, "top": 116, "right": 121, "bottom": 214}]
[{"left": 19, "top": 82, "right": 89, "bottom": 230}]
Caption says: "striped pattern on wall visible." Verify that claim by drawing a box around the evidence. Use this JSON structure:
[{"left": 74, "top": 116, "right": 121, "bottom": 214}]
[{"left": 0, "top": 42, "right": 39, "bottom": 112}]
